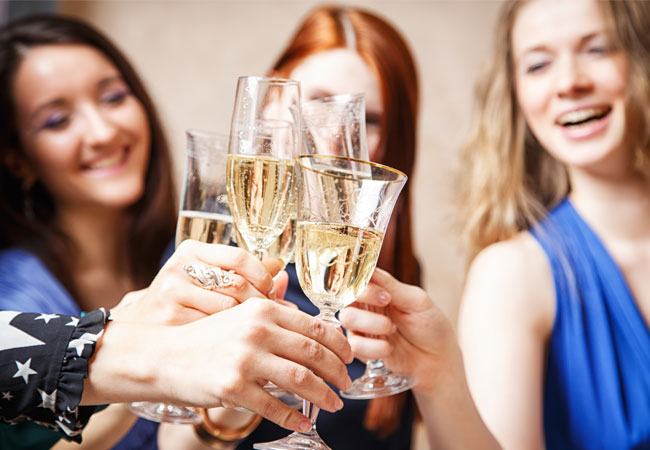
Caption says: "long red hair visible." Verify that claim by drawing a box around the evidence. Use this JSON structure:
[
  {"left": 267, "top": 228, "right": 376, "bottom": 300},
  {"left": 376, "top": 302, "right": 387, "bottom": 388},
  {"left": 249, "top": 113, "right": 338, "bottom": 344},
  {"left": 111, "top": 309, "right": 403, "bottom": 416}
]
[{"left": 272, "top": 4, "right": 421, "bottom": 437}]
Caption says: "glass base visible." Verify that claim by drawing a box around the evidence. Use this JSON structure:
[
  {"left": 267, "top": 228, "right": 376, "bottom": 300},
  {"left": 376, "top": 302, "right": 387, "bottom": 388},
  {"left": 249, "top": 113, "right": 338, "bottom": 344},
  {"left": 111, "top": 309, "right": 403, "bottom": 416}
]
[
  {"left": 254, "top": 431, "right": 331, "bottom": 450},
  {"left": 340, "top": 372, "right": 417, "bottom": 400},
  {"left": 127, "top": 402, "right": 202, "bottom": 424}
]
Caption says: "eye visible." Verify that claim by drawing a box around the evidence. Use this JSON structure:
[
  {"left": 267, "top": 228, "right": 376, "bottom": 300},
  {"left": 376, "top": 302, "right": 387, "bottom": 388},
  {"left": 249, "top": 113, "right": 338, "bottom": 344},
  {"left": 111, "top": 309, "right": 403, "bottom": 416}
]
[
  {"left": 526, "top": 61, "right": 549, "bottom": 74},
  {"left": 101, "top": 88, "right": 131, "bottom": 105},
  {"left": 40, "top": 112, "right": 69, "bottom": 131}
]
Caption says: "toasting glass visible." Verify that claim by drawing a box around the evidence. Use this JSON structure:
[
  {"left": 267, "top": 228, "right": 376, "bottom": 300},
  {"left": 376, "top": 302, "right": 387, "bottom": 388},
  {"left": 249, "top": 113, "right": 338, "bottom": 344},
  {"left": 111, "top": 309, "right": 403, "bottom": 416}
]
[
  {"left": 254, "top": 155, "right": 407, "bottom": 450},
  {"left": 128, "top": 129, "right": 232, "bottom": 424}
]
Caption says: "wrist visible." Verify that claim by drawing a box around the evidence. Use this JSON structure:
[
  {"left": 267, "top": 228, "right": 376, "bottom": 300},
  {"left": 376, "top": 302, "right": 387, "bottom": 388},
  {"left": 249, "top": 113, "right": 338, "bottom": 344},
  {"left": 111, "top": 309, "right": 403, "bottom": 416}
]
[{"left": 82, "top": 321, "right": 163, "bottom": 405}]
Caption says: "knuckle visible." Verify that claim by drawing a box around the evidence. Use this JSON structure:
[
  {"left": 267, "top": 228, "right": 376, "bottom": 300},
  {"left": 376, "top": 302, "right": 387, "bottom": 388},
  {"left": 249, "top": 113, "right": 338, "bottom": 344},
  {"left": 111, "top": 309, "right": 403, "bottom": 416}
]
[
  {"left": 303, "top": 340, "right": 325, "bottom": 363},
  {"left": 261, "top": 398, "right": 287, "bottom": 423},
  {"left": 243, "top": 323, "right": 269, "bottom": 343},
  {"left": 290, "top": 366, "right": 312, "bottom": 388},
  {"left": 219, "top": 373, "right": 246, "bottom": 399},
  {"left": 307, "top": 318, "right": 326, "bottom": 341}
]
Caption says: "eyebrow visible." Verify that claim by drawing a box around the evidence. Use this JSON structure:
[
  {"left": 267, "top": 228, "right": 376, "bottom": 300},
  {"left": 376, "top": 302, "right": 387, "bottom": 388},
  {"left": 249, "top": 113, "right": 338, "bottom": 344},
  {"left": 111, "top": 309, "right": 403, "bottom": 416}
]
[{"left": 29, "top": 75, "right": 125, "bottom": 124}]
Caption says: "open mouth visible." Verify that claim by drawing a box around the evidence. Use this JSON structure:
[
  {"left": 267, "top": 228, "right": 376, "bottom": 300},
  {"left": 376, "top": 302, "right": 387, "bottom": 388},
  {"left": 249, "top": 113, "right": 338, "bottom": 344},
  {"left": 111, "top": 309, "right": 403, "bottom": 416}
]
[
  {"left": 84, "top": 148, "right": 128, "bottom": 171},
  {"left": 556, "top": 106, "right": 611, "bottom": 128}
]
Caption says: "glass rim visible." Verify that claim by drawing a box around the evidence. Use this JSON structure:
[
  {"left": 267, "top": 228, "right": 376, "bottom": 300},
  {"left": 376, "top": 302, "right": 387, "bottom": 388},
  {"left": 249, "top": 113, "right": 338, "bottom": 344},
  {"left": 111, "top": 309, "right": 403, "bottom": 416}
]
[
  {"left": 237, "top": 75, "right": 301, "bottom": 86},
  {"left": 301, "top": 92, "right": 366, "bottom": 108},
  {"left": 295, "top": 154, "right": 407, "bottom": 182},
  {"left": 185, "top": 128, "right": 232, "bottom": 139}
]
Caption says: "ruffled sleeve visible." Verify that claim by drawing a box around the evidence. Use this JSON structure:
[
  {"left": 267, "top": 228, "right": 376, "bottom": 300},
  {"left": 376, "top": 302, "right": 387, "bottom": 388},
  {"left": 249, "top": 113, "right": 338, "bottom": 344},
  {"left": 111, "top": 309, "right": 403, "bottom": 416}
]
[{"left": 0, "top": 308, "right": 110, "bottom": 442}]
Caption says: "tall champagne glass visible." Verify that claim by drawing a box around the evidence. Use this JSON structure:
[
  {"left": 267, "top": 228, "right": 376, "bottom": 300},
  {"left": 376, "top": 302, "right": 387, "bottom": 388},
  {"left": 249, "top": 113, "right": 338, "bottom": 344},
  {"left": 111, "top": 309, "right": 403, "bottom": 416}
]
[
  {"left": 254, "top": 155, "right": 407, "bottom": 450},
  {"left": 128, "top": 129, "right": 232, "bottom": 424},
  {"left": 226, "top": 119, "right": 297, "bottom": 260},
  {"left": 234, "top": 93, "right": 369, "bottom": 267}
]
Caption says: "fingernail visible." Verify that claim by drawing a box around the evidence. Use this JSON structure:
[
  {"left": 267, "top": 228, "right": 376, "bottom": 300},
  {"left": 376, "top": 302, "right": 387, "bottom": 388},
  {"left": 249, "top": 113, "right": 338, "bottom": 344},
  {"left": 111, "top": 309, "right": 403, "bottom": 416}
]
[
  {"left": 268, "top": 285, "right": 276, "bottom": 300},
  {"left": 392, "top": 323, "right": 398, "bottom": 334},
  {"left": 344, "top": 376, "right": 352, "bottom": 389},
  {"left": 299, "top": 419, "right": 311, "bottom": 432},
  {"left": 378, "top": 290, "right": 390, "bottom": 305},
  {"left": 335, "top": 398, "right": 344, "bottom": 410}
]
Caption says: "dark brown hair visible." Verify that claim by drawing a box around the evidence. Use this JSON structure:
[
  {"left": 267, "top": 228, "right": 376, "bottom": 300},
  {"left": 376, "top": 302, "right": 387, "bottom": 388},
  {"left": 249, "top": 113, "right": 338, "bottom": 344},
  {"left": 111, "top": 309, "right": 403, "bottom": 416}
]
[
  {"left": 272, "top": 4, "right": 420, "bottom": 437},
  {"left": 0, "top": 14, "right": 176, "bottom": 295}
]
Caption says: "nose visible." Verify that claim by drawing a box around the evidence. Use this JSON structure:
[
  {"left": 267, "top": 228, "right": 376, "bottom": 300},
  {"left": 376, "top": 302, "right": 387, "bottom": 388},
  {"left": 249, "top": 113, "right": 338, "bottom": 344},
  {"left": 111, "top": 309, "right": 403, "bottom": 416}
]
[
  {"left": 555, "top": 53, "right": 593, "bottom": 98},
  {"left": 80, "top": 104, "right": 119, "bottom": 148}
]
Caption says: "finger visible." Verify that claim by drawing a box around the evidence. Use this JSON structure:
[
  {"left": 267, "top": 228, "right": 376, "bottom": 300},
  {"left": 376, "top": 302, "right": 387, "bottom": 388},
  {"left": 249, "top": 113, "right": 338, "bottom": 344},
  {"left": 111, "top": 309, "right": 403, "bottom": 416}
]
[
  {"left": 257, "top": 353, "right": 345, "bottom": 414},
  {"left": 339, "top": 307, "right": 394, "bottom": 337},
  {"left": 355, "top": 280, "right": 392, "bottom": 308},
  {"left": 273, "top": 271, "right": 289, "bottom": 300},
  {"left": 368, "top": 268, "right": 431, "bottom": 313},
  {"left": 175, "top": 240, "right": 274, "bottom": 298},
  {"left": 268, "top": 305, "right": 354, "bottom": 365},
  {"left": 177, "top": 285, "right": 239, "bottom": 317},
  {"left": 262, "top": 257, "right": 284, "bottom": 278},
  {"left": 347, "top": 333, "right": 393, "bottom": 361},
  {"left": 269, "top": 327, "right": 352, "bottom": 391},
  {"left": 233, "top": 383, "right": 312, "bottom": 433},
  {"left": 277, "top": 299, "right": 299, "bottom": 309}
]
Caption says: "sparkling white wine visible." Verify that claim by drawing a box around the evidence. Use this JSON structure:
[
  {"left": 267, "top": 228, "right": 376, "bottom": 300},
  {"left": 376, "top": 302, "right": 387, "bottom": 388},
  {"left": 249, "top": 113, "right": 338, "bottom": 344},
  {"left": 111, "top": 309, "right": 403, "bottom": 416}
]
[
  {"left": 226, "top": 154, "right": 295, "bottom": 252},
  {"left": 295, "top": 221, "right": 383, "bottom": 312},
  {"left": 176, "top": 211, "right": 233, "bottom": 247},
  {"left": 234, "top": 217, "right": 296, "bottom": 268}
]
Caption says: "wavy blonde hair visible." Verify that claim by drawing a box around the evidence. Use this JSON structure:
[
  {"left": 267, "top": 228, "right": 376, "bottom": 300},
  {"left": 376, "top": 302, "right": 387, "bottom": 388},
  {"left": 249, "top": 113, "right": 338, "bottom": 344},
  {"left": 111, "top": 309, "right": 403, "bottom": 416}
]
[{"left": 460, "top": 0, "right": 650, "bottom": 259}]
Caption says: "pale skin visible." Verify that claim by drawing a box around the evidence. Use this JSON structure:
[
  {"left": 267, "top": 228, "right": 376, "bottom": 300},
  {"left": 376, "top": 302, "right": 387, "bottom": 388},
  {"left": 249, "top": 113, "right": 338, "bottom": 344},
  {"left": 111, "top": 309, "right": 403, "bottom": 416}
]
[{"left": 342, "top": 0, "right": 650, "bottom": 448}]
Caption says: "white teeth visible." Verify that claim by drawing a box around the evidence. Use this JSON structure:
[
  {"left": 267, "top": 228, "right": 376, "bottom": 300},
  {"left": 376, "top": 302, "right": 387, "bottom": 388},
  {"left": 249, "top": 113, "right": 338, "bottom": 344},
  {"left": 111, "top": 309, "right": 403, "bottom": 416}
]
[
  {"left": 557, "top": 107, "right": 610, "bottom": 126},
  {"left": 87, "top": 149, "right": 125, "bottom": 170}
]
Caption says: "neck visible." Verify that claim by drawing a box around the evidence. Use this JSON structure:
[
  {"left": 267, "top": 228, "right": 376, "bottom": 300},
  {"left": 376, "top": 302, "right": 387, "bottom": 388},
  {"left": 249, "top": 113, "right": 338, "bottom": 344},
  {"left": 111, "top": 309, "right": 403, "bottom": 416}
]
[
  {"left": 55, "top": 204, "right": 129, "bottom": 278},
  {"left": 568, "top": 165, "right": 650, "bottom": 241}
]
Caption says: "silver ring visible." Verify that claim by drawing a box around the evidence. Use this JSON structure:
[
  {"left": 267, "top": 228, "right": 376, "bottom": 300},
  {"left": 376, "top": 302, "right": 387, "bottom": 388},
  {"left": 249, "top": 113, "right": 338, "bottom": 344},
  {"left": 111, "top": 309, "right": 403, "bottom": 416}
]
[{"left": 183, "top": 264, "right": 236, "bottom": 290}]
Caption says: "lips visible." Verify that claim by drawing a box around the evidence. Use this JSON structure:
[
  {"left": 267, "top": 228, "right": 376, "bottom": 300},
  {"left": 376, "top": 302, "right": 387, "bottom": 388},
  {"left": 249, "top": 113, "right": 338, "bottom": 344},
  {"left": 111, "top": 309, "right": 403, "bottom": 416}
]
[
  {"left": 556, "top": 106, "right": 611, "bottom": 127},
  {"left": 83, "top": 147, "right": 128, "bottom": 171}
]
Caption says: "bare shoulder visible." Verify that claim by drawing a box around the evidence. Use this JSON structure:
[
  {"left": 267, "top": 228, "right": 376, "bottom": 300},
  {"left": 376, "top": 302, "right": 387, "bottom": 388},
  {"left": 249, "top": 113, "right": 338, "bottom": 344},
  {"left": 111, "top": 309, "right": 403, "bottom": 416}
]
[{"left": 459, "top": 232, "right": 555, "bottom": 338}]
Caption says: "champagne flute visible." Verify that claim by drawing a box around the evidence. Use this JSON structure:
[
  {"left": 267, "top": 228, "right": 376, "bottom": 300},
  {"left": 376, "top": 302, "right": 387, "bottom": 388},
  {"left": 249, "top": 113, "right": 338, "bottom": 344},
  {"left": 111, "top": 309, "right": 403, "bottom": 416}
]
[
  {"left": 233, "top": 93, "right": 369, "bottom": 267},
  {"left": 129, "top": 129, "right": 232, "bottom": 424},
  {"left": 254, "top": 155, "right": 407, "bottom": 450},
  {"left": 226, "top": 119, "right": 297, "bottom": 260}
]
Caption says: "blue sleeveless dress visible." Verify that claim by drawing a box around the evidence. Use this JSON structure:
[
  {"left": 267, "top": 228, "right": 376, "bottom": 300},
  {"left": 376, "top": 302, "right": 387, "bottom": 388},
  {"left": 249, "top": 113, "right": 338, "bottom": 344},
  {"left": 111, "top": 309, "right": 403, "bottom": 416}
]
[
  {"left": 0, "top": 248, "right": 159, "bottom": 450},
  {"left": 530, "top": 198, "right": 650, "bottom": 449}
]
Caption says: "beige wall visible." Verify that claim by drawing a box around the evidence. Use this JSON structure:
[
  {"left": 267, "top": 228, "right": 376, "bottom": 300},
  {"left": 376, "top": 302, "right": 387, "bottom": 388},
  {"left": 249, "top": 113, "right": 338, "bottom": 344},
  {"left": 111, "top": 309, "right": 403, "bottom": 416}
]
[{"left": 58, "top": 0, "right": 500, "bottom": 328}]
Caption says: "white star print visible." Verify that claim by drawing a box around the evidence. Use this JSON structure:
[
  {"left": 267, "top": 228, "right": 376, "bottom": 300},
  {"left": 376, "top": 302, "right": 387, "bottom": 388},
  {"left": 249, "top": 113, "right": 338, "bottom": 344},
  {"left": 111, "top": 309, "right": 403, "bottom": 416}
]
[
  {"left": 13, "top": 358, "right": 37, "bottom": 384},
  {"left": 0, "top": 311, "right": 45, "bottom": 351},
  {"left": 34, "top": 313, "right": 59, "bottom": 324},
  {"left": 38, "top": 389, "right": 57, "bottom": 412},
  {"left": 68, "top": 330, "right": 104, "bottom": 357},
  {"left": 65, "top": 317, "right": 79, "bottom": 327},
  {"left": 2, "top": 392, "right": 13, "bottom": 401}
]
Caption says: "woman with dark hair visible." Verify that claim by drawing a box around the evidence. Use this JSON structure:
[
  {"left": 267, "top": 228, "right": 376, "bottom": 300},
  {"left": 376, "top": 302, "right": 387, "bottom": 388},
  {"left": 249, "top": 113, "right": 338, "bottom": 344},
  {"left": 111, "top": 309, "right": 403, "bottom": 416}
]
[
  {"left": 0, "top": 13, "right": 179, "bottom": 449},
  {"left": 0, "top": 13, "right": 320, "bottom": 450},
  {"left": 234, "top": 5, "right": 420, "bottom": 449}
]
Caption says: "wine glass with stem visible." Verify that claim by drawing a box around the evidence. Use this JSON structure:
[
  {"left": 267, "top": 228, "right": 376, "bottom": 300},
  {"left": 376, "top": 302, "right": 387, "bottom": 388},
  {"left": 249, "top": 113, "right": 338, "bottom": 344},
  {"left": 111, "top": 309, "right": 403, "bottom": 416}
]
[
  {"left": 233, "top": 92, "right": 370, "bottom": 269},
  {"left": 254, "top": 155, "right": 407, "bottom": 450},
  {"left": 128, "top": 129, "right": 233, "bottom": 424}
]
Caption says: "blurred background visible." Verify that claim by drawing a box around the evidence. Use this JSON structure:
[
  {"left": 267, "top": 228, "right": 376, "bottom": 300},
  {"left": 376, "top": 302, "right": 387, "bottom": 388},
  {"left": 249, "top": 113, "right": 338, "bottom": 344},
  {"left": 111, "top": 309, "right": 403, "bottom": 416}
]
[{"left": 1, "top": 1, "right": 502, "bottom": 448}]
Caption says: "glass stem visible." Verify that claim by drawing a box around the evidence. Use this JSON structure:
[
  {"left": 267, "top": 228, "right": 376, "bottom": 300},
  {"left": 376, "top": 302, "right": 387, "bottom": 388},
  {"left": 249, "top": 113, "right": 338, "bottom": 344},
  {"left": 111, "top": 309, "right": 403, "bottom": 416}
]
[
  {"left": 301, "top": 399, "right": 320, "bottom": 435},
  {"left": 254, "top": 248, "right": 266, "bottom": 260},
  {"left": 365, "top": 359, "right": 391, "bottom": 378}
]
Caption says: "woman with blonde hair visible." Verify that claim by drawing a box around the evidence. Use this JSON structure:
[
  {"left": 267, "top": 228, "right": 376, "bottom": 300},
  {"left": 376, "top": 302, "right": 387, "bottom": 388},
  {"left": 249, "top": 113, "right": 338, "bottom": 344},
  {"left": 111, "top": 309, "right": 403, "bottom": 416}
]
[{"left": 341, "top": 0, "right": 650, "bottom": 448}]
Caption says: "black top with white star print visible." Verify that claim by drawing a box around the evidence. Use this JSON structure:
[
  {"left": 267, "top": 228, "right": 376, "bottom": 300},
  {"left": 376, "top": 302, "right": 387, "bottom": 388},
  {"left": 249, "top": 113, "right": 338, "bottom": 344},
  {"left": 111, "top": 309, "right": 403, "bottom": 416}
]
[{"left": 0, "top": 308, "right": 110, "bottom": 442}]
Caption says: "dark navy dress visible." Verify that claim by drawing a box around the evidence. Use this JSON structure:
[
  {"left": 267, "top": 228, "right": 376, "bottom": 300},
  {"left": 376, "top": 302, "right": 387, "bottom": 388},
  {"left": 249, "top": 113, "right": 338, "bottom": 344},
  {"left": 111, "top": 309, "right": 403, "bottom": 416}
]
[
  {"left": 238, "top": 263, "right": 414, "bottom": 450},
  {"left": 530, "top": 198, "right": 650, "bottom": 449}
]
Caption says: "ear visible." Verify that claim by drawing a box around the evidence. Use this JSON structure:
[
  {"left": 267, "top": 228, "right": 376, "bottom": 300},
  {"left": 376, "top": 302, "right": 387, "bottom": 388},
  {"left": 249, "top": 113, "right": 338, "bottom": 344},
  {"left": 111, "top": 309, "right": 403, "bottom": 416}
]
[{"left": 2, "top": 150, "right": 37, "bottom": 187}]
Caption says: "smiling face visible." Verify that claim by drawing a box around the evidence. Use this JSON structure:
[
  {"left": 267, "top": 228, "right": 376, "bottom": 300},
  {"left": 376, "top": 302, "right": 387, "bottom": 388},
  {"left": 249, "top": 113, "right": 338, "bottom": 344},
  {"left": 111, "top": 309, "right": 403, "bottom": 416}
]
[
  {"left": 512, "top": 0, "right": 630, "bottom": 174},
  {"left": 12, "top": 44, "right": 150, "bottom": 212},
  {"left": 289, "top": 48, "right": 384, "bottom": 161}
]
